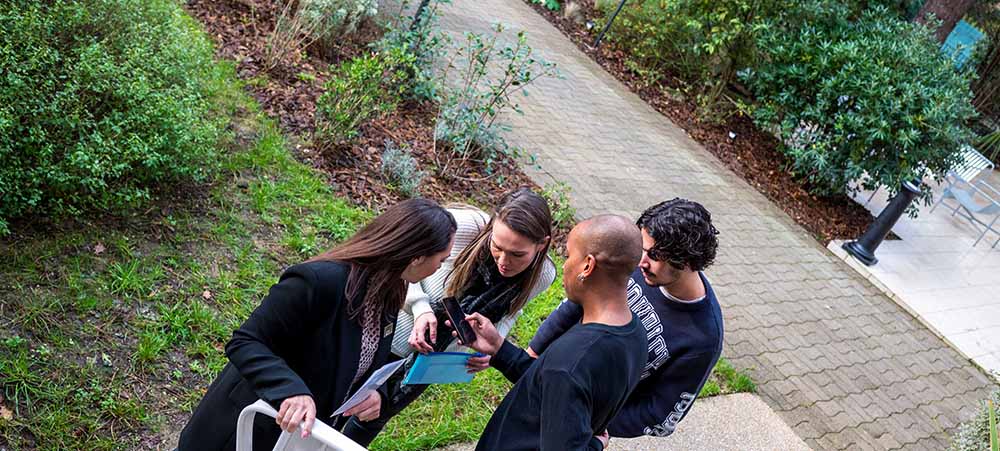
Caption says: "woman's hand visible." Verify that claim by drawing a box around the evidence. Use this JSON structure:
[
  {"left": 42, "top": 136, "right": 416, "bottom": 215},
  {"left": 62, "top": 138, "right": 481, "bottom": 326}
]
[
  {"left": 409, "top": 312, "right": 437, "bottom": 354},
  {"left": 466, "top": 354, "right": 491, "bottom": 373},
  {"left": 343, "top": 390, "right": 382, "bottom": 422},
  {"left": 276, "top": 395, "right": 316, "bottom": 438}
]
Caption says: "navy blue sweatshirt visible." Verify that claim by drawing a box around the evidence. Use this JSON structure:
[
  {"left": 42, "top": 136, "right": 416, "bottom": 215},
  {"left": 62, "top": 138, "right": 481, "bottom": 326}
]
[
  {"left": 477, "top": 315, "right": 648, "bottom": 451},
  {"left": 528, "top": 269, "right": 723, "bottom": 437}
]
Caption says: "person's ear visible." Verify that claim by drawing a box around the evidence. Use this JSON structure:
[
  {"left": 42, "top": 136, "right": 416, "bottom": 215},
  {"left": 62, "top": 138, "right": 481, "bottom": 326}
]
[
  {"left": 532, "top": 236, "right": 550, "bottom": 261},
  {"left": 409, "top": 255, "right": 427, "bottom": 268},
  {"left": 581, "top": 255, "right": 596, "bottom": 278},
  {"left": 537, "top": 236, "right": 551, "bottom": 252}
]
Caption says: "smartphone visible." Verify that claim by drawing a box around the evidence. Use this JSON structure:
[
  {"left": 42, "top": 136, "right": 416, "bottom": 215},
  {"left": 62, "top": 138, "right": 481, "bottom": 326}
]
[{"left": 442, "top": 296, "right": 476, "bottom": 345}]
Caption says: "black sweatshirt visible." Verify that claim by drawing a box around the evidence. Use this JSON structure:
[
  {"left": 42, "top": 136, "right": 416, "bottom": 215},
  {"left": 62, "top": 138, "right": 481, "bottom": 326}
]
[
  {"left": 476, "top": 314, "right": 648, "bottom": 451},
  {"left": 529, "top": 269, "right": 724, "bottom": 437}
]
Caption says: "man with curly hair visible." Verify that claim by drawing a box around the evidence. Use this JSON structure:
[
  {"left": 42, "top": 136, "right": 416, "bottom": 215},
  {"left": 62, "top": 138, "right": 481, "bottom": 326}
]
[{"left": 528, "top": 198, "right": 723, "bottom": 440}]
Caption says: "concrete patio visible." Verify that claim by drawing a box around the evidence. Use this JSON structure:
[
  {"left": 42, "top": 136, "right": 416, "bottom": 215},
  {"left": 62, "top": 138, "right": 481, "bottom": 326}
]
[{"left": 831, "top": 169, "right": 1000, "bottom": 379}]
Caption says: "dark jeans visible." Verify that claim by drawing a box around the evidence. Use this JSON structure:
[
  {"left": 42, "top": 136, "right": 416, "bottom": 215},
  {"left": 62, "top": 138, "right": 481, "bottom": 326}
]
[{"left": 341, "top": 353, "right": 430, "bottom": 447}]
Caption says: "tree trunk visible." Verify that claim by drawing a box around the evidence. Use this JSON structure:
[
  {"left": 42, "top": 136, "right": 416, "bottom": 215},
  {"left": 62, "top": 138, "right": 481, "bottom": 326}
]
[{"left": 913, "top": 0, "right": 976, "bottom": 42}]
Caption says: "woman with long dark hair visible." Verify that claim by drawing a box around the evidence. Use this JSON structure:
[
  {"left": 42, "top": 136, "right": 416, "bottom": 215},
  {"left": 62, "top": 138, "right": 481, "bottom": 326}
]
[
  {"left": 178, "top": 198, "right": 457, "bottom": 451},
  {"left": 342, "top": 187, "right": 556, "bottom": 446}
]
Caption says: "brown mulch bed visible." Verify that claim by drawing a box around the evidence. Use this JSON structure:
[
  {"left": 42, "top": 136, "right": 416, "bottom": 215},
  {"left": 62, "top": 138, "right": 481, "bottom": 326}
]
[
  {"left": 184, "top": 0, "right": 541, "bottom": 219},
  {"left": 524, "top": 1, "right": 882, "bottom": 243}
]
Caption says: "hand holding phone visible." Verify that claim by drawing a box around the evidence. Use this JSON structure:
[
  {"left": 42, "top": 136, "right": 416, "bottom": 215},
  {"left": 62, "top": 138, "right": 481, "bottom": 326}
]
[
  {"left": 459, "top": 313, "right": 503, "bottom": 355},
  {"left": 442, "top": 297, "right": 476, "bottom": 345}
]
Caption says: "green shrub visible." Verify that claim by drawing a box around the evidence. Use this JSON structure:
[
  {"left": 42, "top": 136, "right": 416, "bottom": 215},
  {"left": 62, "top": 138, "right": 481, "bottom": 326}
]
[
  {"left": 597, "top": 0, "right": 914, "bottom": 117},
  {"left": 0, "top": 0, "right": 225, "bottom": 235},
  {"left": 380, "top": 140, "right": 425, "bottom": 197},
  {"left": 742, "top": 6, "right": 977, "bottom": 202},
  {"left": 315, "top": 48, "right": 414, "bottom": 144},
  {"left": 599, "top": 0, "right": 786, "bottom": 116},
  {"left": 950, "top": 390, "right": 1000, "bottom": 451},
  {"left": 540, "top": 182, "right": 576, "bottom": 230},
  {"left": 375, "top": 0, "right": 453, "bottom": 102}
]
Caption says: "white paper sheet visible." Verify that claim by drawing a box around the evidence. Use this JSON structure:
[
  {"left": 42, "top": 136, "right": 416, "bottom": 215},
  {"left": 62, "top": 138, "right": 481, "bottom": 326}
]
[{"left": 331, "top": 359, "right": 406, "bottom": 416}]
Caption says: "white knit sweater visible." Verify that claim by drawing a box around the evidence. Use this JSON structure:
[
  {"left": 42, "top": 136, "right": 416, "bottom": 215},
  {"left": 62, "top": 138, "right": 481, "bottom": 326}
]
[{"left": 391, "top": 207, "right": 557, "bottom": 357}]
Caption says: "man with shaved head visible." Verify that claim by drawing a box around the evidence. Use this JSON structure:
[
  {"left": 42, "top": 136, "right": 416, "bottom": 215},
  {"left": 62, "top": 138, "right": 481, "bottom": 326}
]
[
  {"left": 529, "top": 199, "right": 724, "bottom": 441},
  {"left": 457, "top": 215, "right": 649, "bottom": 451}
]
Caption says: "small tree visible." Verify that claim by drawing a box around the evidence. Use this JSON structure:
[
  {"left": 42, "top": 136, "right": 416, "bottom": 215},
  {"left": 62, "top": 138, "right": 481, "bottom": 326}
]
[
  {"left": 743, "top": 6, "right": 978, "bottom": 204},
  {"left": 433, "top": 24, "right": 558, "bottom": 175}
]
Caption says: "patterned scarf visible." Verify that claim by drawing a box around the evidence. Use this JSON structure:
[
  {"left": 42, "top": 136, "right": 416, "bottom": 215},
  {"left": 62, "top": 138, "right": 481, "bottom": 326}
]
[{"left": 428, "top": 252, "right": 525, "bottom": 352}]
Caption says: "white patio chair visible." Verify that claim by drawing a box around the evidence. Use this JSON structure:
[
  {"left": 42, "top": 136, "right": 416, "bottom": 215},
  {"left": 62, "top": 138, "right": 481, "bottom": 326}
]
[
  {"left": 951, "top": 145, "right": 995, "bottom": 184},
  {"left": 236, "top": 400, "right": 368, "bottom": 451},
  {"left": 864, "top": 144, "right": 994, "bottom": 206},
  {"left": 930, "top": 146, "right": 1000, "bottom": 247}
]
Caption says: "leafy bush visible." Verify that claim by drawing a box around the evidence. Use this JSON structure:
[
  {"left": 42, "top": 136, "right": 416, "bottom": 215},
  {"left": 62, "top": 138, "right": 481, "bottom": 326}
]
[
  {"left": 315, "top": 48, "right": 414, "bottom": 144},
  {"left": 0, "top": 0, "right": 225, "bottom": 235},
  {"left": 433, "top": 24, "right": 558, "bottom": 174},
  {"left": 598, "top": 0, "right": 785, "bottom": 116},
  {"left": 375, "top": 0, "right": 453, "bottom": 101},
  {"left": 741, "top": 6, "right": 977, "bottom": 202},
  {"left": 540, "top": 182, "right": 576, "bottom": 230},
  {"left": 950, "top": 390, "right": 1000, "bottom": 451},
  {"left": 597, "top": 0, "right": 914, "bottom": 117},
  {"left": 380, "top": 140, "right": 425, "bottom": 197}
]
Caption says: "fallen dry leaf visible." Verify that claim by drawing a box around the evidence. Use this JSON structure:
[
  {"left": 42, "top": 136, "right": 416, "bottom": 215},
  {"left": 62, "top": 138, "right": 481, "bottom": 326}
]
[
  {"left": 0, "top": 403, "right": 13, "bottom": 421},
  {"left": 202, "top": 290, "right": 213, "bottom": 300},
  {"left": 94, "top": 243, "right": 106, "bottom": 255}
]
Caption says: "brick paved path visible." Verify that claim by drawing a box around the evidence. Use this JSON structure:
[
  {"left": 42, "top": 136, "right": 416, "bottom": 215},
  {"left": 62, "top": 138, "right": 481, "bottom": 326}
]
[{"left": 431, "top": 1, "right": 997, "bottom": 449}]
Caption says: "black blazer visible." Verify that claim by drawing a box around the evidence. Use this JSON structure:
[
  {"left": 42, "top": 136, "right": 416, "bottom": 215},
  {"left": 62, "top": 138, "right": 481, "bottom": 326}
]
[{"left": 178, "top": 261, "right": 397, "bottom": 451}]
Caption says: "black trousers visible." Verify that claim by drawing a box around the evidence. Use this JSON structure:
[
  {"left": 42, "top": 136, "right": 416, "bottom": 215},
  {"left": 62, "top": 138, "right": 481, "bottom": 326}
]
[{"left": 341, "top": 353, "right": 430, "bottom": 447}]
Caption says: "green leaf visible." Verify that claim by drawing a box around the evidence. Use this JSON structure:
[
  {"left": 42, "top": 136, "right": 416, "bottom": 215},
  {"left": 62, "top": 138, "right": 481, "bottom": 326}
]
[{"left": 990, "top": 399, "right": 998, "bottom": 451}]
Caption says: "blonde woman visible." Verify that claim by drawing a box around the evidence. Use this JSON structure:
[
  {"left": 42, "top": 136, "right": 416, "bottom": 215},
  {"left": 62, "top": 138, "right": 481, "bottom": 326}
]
[{"left": 342, "top": 187, "right": 557, "bottom": 446}]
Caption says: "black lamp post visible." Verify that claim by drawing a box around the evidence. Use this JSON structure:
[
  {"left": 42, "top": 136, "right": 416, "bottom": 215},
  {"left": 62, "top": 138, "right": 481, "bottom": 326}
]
[
  {"left": 593, "top": 0, "right": 628, "bottom": 48},
  {"left": 843, "top": 180, "right": 922, "bottom": 266}
]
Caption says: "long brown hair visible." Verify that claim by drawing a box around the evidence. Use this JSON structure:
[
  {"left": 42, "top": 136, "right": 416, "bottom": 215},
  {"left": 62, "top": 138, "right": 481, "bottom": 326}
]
[
  {"left": 446, "top": 187, "right": 552, "bottom": 314},
  {"left": 311, "top": 198, "right": 457, "bottom": 319}
]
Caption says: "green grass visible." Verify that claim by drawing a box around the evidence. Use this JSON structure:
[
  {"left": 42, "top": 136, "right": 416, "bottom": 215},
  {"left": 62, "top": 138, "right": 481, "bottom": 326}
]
[
  {"left": 699, "top": 357, "right": 757, "bottom": 397},
  {"left": 0, "top": 22, "right": 369, "bottom": 450},
  {"left": 370, "top": 258, "right": 754, "bottom": 451}
]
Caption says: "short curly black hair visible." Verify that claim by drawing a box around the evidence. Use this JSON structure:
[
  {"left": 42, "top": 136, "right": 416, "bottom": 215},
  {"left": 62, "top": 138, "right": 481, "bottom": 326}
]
[{"left": 636, "top": 198, "right": 719, "bottom": 272}]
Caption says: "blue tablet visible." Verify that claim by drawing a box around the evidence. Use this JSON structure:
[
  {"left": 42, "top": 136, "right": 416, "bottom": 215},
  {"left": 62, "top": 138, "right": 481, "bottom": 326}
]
[{"left": 401, "top": 352, "right": 482, "bottom": 385}]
